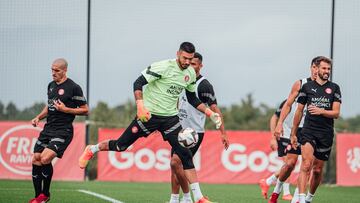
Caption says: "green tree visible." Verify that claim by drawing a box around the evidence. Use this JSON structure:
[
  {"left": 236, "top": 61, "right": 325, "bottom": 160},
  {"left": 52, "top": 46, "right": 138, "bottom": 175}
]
[
  {"left": 113, "top": 99, "right": 136, "bottom": 128},
  {"left": 207, "top": 94, "right": 274, "bottom": 130},
  {"left": 0, "top": 101, "right": 4, "bottom": 120},
  {"left": 17, "top": 102, "right": 46, "bottom": 120},
  {"left": 344, "top": 115, "right": 360, "bottom": 132},
  {"left": 334, "top": 117, "right": 350, "bottom": 133},
  {"left": 5, "top": 102, "right": 19, "bottom": 120}
]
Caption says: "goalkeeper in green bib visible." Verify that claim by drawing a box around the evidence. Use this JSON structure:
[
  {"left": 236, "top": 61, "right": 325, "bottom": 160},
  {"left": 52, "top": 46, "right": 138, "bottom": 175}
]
[{"left": 79, "top": 42, "right": 220, "bottom": 203}]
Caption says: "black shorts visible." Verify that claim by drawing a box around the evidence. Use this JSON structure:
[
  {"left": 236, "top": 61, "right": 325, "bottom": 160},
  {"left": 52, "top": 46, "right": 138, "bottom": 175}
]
[
  {"left": 171, "top": 132, "right": 205, "bottom": 157},
  {"left": 277, "top": 128, "right": 302, "bottom": 157},
  {"left": 109, "top": 115, "right": 195, "bottom": 169},
  {"left": 300, "top": 128, "right": 334, "bottom": 161},
  {"left": 33, "top": 128, "right": 73, "bottom": 158},
  {"left": 277, "top": 137, "right": 290, "bottom": 157},
  {"left": 286, "top": 128, "right": 302, "bottom": 155}
]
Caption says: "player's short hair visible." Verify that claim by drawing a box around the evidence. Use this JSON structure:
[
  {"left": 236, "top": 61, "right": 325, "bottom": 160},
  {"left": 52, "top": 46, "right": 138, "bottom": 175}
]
[
  {"left": 311, "top": 56, "right": 332, "bottom": 67},
  {"left": 54, "top": 58, "right": 68, "bottom": 69},
  {"left": 194, "top": 52, "right": 203, "bottom": 62},
  {"left": 179, "top": 42, "right": 195, "bottom": 53}
]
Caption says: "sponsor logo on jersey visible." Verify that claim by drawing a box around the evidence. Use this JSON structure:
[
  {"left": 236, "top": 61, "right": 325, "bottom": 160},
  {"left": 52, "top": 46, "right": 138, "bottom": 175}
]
[
  {"left": 311, "top": 88, "right": 317, "bottom": 93},
  {"left": 311, "top": 97, "right": 331, "bottom": 108},
  {"left": 58, "top": 89, "right": 65, "bottom": 95},
  {"left": 167, "top": 85, "right": 184, "bottom": 95},
  {"left": 325, "top": 88, "right": 332, "bottom": 94},
  {"left": 48, "top": 99, "right": 57, "bottom": 111}
]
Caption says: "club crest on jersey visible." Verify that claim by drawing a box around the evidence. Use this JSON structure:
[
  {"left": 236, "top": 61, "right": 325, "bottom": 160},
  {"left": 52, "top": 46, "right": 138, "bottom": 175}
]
[
  {"left": 58, "top": 89, "right": 65, "bottom": 95},
  {"left": 325, "top": 88, "right": 332, "bottom": 94},
  {"left": 131, "top": 126, "right": 138, "bottom": 134},
  {"left": 184, "top": 75, "right": 189, "bottom": 82}
]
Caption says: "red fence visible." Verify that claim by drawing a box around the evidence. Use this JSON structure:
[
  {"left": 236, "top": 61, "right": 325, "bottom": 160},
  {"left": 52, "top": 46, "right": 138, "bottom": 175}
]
[
  {"left": 1, "top": 122, "right": 358, "bottom": 185},
  {"left": 97, "top": 128, "right": 301, "bottom": 184},
  {"left": 0, "top": 121, "right": 85, "bottom": 180},
  {"left": 336, "top": 133, "right": 360, "bottom": 186}
]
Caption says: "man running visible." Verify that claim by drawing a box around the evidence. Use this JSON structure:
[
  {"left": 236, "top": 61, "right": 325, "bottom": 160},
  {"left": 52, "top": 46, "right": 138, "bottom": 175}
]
[
  {"left": 79, "top": 42, "right": 221, "bottom": 203},
  {"left": 168, "top": 52, "right": 229, "bottom": 203},
  {"left": 291, "top": 56, "right": 341, "bottom": 203},
  {"left": 29, "top": 58, "right": 88, "bottom": 203},
  {"left": 268, "top": 57, "right": 319, "bottom": 203}
]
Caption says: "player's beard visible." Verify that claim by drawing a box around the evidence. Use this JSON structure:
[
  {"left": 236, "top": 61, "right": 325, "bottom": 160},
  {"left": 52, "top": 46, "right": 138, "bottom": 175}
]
[
  {"left": 181, "top": 63, "right": 189, "bottom": 69},
  {"left": 318, "top": 72, "right": 329, "bottom": 81},
  {"left": 177, "top": 59, "right": 189, "bottom": 70}
]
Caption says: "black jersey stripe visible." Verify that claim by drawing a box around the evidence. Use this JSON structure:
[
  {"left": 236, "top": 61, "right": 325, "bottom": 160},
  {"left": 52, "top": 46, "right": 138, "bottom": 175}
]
[{"left": 146, "top": 66, "right": 162, "bottom": 78}]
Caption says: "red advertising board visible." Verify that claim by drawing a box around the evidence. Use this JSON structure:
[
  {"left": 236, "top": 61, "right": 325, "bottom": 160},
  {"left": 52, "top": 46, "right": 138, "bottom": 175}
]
[
  {"left": 337, "top": 133, "right": 360, "bottom": 186},
  {"left": 97, "top": 129, "right": 300, "bottom": 183},
  {"left": 0, "top": 121, "right": 85, "bottom": 180}
]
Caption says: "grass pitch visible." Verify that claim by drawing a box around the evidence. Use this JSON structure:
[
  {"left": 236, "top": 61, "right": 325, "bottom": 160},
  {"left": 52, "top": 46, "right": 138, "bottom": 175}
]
[{"left": 0, "top": 180, "right": 359, "bottom": 203}]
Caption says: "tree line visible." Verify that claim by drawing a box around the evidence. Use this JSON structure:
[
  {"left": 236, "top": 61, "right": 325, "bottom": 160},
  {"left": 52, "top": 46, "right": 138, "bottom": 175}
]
[{"left": 0, "top": 94, "right": 359, "bottom": 132}]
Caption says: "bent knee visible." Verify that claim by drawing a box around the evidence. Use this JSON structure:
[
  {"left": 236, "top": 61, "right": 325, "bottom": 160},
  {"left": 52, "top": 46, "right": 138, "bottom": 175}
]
[
  {"left": 285, "top": 160, "right": 297, "bottom": 170},
  {"left": 32, "top": 154, "right": 42, "bottom": 165},
  {"left": 301, "top": 161, "right": 312, "bottom": 172},
  {"left": 312, "top": 167, "right": 323, "bottom": 176},
  {"left": 170, "top": 156, "right": 182, "bottom": 169},
  {"left": 40, "top": 156, "right": 53, "bottom": 165}
]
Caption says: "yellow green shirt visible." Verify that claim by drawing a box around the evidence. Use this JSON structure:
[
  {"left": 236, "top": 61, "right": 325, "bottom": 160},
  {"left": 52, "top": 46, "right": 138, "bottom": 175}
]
[{"left": 141, "top": 59, "right": 196, "bottom": 116}]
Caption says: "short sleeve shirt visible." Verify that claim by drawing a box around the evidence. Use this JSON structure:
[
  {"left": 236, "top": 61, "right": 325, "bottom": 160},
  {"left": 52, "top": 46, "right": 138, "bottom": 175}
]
[
  {"left": 297, "top": 80, "right": 341, "bottom": 133},
  {"left": 197, "top": 76, "right": 217, "bottom": 106},
  {"left": 141, "top": 59, "right": 196, "bottom": 116},
  {"left": 46, "top": 78, "right": 87, "bottom": 130},
  {"left": 275, "top": 100, "right": 287, "bottom": 117}
]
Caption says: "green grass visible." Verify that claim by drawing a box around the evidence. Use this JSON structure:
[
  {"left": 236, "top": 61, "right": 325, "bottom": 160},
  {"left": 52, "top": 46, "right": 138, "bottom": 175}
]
[{"left": 0, "top": 180, "right": 359, "bottom": 203}]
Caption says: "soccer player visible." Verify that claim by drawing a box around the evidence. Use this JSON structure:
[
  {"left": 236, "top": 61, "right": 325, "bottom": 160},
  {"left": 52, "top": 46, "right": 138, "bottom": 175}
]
[
  {"left": 259, "top": 99, "right": 293, "bottom": 201},
  {"left": 268, "top": 57, "right": 319, "bottom": 203},
  {"left": 79, "top": 42, "right": 221, "bottom": 203},
  {"left": 29, "top": 58, "right": 89, "bottom": 203},
  {"left": 291, "top": 56, "right": 341, "bottom": 203},
  {"left": 168, "top": 52, "right": 229, "bottom": 203}
]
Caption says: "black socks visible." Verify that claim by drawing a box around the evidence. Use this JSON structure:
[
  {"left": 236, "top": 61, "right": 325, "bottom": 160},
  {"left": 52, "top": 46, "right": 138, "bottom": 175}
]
[
  {"left": 42, "top": 163, "right": 53, "bottom": 197},
  {"left": 32, "top": 163, "right": 53, "bottom": 197},
  {"left": 32, "top": 164, "right": 42, "bottom": 197}
]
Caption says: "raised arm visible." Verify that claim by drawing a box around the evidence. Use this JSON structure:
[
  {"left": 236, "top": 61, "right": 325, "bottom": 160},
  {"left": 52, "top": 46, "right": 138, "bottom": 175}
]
[
  {"left": 133, "top": 75, "right": 150, "bottom": 122},
  {"left": 186, "top": 90, "right": 222, "bottom": 129},
  {"left": 54, "top": 101, "right": 89, "bottom": 115},
  {"left": 308, "top": 102, "right": 341, "bottom": 119}
]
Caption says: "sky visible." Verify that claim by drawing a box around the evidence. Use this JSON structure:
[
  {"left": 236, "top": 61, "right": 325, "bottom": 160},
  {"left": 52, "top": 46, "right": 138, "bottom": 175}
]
[{"left": 0, "top": 0, "right": 359, "bottom": 118}]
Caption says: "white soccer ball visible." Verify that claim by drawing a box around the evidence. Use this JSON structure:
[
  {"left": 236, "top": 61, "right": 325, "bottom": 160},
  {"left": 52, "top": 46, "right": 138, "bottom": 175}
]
[{"left": 178, "top": 127, "right": 199, "bottom": 148}]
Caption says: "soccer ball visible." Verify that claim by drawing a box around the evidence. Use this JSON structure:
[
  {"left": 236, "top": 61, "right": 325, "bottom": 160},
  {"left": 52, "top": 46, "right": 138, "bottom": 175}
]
[{"left": 178, "top": 127, "right": 199, "bottom": 148}]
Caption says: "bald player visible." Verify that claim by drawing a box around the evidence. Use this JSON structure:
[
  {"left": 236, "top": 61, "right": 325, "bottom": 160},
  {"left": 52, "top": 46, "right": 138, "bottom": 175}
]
[{"left": 29, "top": 58, "right": 89, "bottom": 203}]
